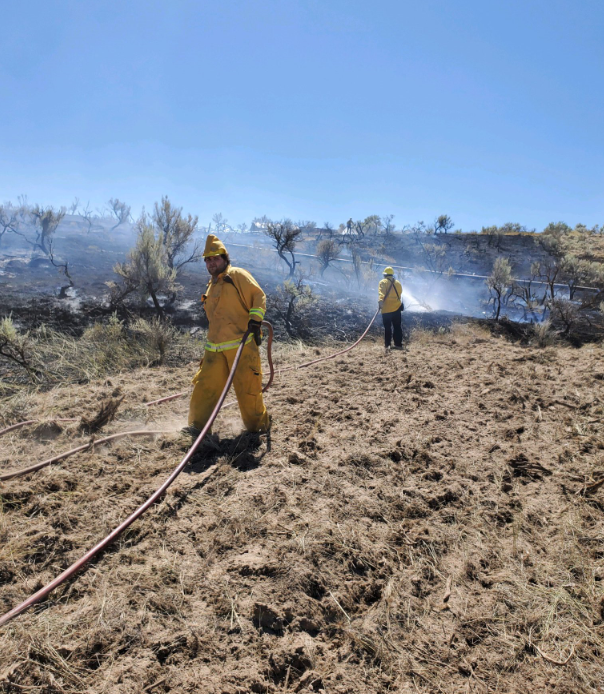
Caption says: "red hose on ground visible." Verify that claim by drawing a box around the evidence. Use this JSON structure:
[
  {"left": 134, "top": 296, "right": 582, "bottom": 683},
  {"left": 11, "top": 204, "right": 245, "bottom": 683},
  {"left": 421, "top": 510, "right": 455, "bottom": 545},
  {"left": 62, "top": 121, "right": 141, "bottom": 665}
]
[
  {"left": 281, "top": 307, "right": 381, "bottom": 372},
  {"left": 145, "top": 392, "right": 185, "bottom": 407},
  {"left": 0, "top": 303, "right": 385, "bottom": 626},
  {"left": 0, "top": 430, "right": 166, "bottom": 482},
  {"left": 260, "top": 320, "right": 275, "bottom": 391},
  {"left": 287, "top": 279, "right": 396, "bottom": 371},
  {"left": 0, "top": 329, "right": 252, "bottom": 628},
  {"left": 0, "top": 419, "right": 79, "bottom": 438},
  {"left": 144, "top": 305, "right": 381, "bottom": 407}
]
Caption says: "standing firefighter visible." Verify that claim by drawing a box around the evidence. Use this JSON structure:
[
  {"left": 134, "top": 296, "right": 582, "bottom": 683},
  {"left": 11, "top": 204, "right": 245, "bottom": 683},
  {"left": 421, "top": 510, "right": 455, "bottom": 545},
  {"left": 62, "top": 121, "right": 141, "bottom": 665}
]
[
  {"left": 188, "top": 234, "right": 270, "bottom": 434},
  {"left": 378, "top": 267, "right": 404, "bottom": 350}
]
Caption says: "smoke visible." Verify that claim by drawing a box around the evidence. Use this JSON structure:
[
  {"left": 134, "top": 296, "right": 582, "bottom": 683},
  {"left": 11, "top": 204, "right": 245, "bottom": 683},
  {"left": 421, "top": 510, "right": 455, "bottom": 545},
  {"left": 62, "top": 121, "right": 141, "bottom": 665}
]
[{"left": 225, "top": 233, "right": 490, "bottom": 319}]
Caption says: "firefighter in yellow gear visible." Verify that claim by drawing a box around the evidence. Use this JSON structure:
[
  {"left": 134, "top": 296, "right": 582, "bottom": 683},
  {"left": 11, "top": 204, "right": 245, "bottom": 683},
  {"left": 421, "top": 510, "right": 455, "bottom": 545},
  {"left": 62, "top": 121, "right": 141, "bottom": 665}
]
[
  {"left": 378, "top": 267, "right": 404, "bottom": 350},
  {"left": 188, "top": 234, "right": 270, "bottom": 433}
]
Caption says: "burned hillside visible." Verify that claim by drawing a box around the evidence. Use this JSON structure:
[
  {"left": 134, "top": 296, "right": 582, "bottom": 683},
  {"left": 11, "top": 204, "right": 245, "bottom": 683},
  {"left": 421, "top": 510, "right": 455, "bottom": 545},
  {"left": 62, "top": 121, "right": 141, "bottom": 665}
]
[{"left": 2, "top": 210, "right": 604, "bottom": 347}]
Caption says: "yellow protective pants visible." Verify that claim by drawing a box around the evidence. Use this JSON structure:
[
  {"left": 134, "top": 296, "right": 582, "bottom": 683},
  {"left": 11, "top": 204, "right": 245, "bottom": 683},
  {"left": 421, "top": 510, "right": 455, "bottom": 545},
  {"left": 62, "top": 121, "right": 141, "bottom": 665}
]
[{"left": 188, "top": 341, "right": 269, "bottom": 433}]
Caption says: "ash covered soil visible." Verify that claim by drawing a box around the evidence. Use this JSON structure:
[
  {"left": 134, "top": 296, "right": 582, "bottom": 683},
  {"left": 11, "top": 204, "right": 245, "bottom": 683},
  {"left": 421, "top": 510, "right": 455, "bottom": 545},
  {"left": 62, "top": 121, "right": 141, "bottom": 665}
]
[{"left": 1, "top": 325, "right": 604, "bottom": 693}]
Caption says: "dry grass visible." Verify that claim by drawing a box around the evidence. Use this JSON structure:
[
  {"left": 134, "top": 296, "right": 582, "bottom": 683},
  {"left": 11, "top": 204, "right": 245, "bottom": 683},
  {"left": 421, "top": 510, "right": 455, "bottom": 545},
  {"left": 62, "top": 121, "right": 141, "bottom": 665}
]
[
  {"left": 1, "top": 326, "right": 604, "bottom": 692},
  {"left": 0, "top": 316, "right": 205, "bottom": 416}
]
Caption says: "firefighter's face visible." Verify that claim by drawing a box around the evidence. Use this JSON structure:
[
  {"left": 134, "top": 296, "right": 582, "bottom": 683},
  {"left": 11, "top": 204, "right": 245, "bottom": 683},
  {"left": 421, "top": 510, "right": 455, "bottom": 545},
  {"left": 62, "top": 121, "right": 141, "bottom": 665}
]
[{"left": 205, "top": 255, "right": 228, "bottom": 277}]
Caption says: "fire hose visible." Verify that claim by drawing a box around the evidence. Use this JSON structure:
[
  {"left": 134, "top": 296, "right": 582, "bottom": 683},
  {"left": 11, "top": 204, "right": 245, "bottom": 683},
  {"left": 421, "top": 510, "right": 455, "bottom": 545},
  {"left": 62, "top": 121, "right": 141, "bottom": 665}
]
[
  {"left": 0, "top": 323, "right": 274, "bottom": 481},
  {"left": 144, "top": 304, "right": 382, "bottom": 406},
  {"left": 0, "top": 430, "right": 166, "bottom": 482},
  {"left": 0, "top": 302, "right": 386, "bottom": 627},
  {"left": 0, "top": 327, "right": 255, "bottom": 627},
  {"left": 0, "top": 419, "right": 79, "bottom": 437}
]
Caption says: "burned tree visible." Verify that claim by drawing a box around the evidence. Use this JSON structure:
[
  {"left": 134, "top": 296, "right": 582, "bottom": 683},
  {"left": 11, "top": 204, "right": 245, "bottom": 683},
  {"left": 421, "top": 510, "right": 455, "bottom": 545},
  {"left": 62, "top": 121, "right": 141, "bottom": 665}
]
[
  {"left": 152, "top": 196, "right": 201, "bottom": 271},
  {"left": 316, "top": 238, "right": 341, "bottom": 277},
  {"left": 108, "top": 198, "right": 132, "bottom": 232},
  {"left": 111, "top": 198, "right": 201, "bottom": 314},
  {"left": 486, "top": 257, "right": 513, "bottom": 321},
  {"left": 420, "top": 242, "right": 448, "bottom": 275},
  {"left": 533, "top": 257, "right": 562, "bottom": 302},
  {"left": 343, "top": 244, "right": 360, "bottom": 288},
  {"left": 251, "top": 215, "right": 270, "bottom": 231},
  {"left": 0, "top": 205, "right": 20, "bottom": 248},
  {"left": 48, "top": 238, "right": 75, "bottom": 299},
  {"left": 560, "top": 254, "right": 585, "bottom": 300},
  {"left": 273, "top": 277, "right": 316, "bottom": 339},
  {"left": 211, "top": 213, "right": 228, "bottom": 234},
  {"left": 264, "top": 219, "right": 303, "bottom": 277},
  {"left": 0, "top": 316, "right": 42, "bottom": 382},
  {"left": 382, "top": 214, "right": 396, "bottom": 237},
  {"left": 80, "top": 201, "right": 96, "bottom": 233},
  {"left": 435, "top": 214, "right": 454, "bottom": 234},
  {"left": 316, "top": 221, "right": 335, "bottom": 242},
  {"left": 549, "top": 297, "right": 579, "bottom": 335},
  {"left": 348, "top": 215, "right": 383, "bottom": 239},
  {"left": 296, "top": 220, "right": 316, "bottom": 233},
  {"left": 511, "top": 266, "right": 546, "bottom": 322},
  {"left": 410, "top": 221, "right": 434, "bottom": 247},
  {"left": 30, "top": 205, "right": 66, "bottom": 255},
  {"left": 481, "top": 225, "right": 506, "bottom": 251},
  {"left": 534, "top": 222, "right": 571, "bottom": 300}
]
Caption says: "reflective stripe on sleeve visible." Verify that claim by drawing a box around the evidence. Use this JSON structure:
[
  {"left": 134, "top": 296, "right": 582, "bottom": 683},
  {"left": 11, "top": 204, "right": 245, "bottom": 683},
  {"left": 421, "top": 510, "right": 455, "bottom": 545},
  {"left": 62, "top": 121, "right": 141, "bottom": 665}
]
[{"left": 248, "top": 307, "right": 265, "bottom": 320}]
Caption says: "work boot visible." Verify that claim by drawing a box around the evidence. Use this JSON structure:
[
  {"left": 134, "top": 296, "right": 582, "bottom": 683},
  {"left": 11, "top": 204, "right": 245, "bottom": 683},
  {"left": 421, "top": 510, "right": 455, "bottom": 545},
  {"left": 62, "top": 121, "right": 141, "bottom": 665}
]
[
  {"left": 180, "top": 426, "right": 221, "bottom": 452},
  {"left": 392, "top": 345, "right": 404, "bottom": 351},
  {"left": 200, "top": 433, "right": 222, "bottom": 452},
  {"left": 181, "top": 425, "right": 201, "bottom": 438},
  {"left": 262, "top": 413, "right": 273, "bottom": 433}
]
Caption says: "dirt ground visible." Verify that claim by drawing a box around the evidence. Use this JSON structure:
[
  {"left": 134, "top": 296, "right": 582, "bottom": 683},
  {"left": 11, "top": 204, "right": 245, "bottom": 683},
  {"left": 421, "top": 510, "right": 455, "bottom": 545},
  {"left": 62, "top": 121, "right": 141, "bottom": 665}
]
[{"left": 1, "top": 324, "right": 603, "bottom": 693}]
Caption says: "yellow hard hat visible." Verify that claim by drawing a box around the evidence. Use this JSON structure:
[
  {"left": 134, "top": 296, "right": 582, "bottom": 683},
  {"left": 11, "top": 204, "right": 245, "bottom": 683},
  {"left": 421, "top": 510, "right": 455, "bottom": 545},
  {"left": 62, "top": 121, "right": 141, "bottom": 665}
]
[
  {"left": 383, "top": 266, "right": 394, "bottom": 276},
  {"left": 203, "top": 234, "right": 227, "bottom": 258}
]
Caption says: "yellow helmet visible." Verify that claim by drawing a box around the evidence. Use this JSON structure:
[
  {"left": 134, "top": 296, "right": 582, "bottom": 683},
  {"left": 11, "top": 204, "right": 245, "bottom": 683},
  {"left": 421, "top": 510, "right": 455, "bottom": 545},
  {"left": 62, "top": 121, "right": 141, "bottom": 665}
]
[
  {"left": 383, "top": 266, "right": 394, "bottom": 276},
  {"left": 203, "top": 234, "right": 227, "bottom": 258}
]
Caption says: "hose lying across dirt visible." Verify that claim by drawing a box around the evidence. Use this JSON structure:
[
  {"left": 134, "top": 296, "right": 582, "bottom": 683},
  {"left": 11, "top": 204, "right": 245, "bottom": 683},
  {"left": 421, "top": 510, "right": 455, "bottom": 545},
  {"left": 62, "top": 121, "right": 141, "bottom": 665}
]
[
  {"left": 0, "top": 328, "right": 254, "bottom": 628},
  {"left": 145, "top": 308, "right": 380, "bottom": 405},
  {"left": 0, "top": 418, "right": 79, "bottom": 438},
  {"left": 0, "top": 430, "right": 167, "bottom": 482},
  {"left": 280, "top": 307, "right": 380, "bottom": 372},
  {"left": 0, "top": 307, "right": 383, "bottom": 627}
]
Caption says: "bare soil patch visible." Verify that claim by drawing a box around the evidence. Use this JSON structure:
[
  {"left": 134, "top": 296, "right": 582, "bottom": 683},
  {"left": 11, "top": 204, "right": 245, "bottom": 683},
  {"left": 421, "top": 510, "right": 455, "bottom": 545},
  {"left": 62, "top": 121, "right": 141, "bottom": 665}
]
[{"left": 1, "top": 325, "right": 603, "bottom": 693}]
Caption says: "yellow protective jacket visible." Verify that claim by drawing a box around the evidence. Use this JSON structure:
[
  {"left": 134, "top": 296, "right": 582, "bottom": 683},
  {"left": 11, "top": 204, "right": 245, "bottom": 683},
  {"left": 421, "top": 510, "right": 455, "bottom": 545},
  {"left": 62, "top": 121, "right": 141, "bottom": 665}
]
[
  {"left": 378, "top": 277, "right": 403, "bottom": 314},
  {"left": 202, "top": 265, "right": 266, "bottom": 352}
]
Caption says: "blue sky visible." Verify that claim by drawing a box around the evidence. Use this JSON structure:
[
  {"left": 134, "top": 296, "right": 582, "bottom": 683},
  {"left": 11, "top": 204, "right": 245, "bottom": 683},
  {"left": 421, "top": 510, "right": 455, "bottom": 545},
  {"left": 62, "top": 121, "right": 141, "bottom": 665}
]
[{"left": 1, "top": 0, "right": 602, "bottom": 231}]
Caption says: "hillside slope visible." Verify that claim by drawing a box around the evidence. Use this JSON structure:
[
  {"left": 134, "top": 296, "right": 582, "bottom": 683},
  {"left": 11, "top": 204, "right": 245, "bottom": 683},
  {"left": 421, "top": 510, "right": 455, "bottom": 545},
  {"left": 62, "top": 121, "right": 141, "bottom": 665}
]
[{"left": 1, "top": 327, "right": 603, "bottom": 693}]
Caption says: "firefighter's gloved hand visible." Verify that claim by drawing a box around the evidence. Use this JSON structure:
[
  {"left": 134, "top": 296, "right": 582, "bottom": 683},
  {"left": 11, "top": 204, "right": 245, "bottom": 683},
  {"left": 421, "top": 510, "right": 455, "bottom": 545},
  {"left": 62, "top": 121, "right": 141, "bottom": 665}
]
[
  {"left": 378, "top": 300, "right": 384, "bottom": 309},
  {"left": 248, "top": 319, "right": 262, "bottom": 346}
]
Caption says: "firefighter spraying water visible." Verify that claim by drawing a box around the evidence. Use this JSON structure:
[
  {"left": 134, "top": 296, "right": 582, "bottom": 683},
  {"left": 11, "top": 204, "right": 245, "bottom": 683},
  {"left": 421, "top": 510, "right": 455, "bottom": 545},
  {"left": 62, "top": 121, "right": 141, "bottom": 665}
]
[{"left": 378, "top": 267, "right": 404, "bottom": 350}]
